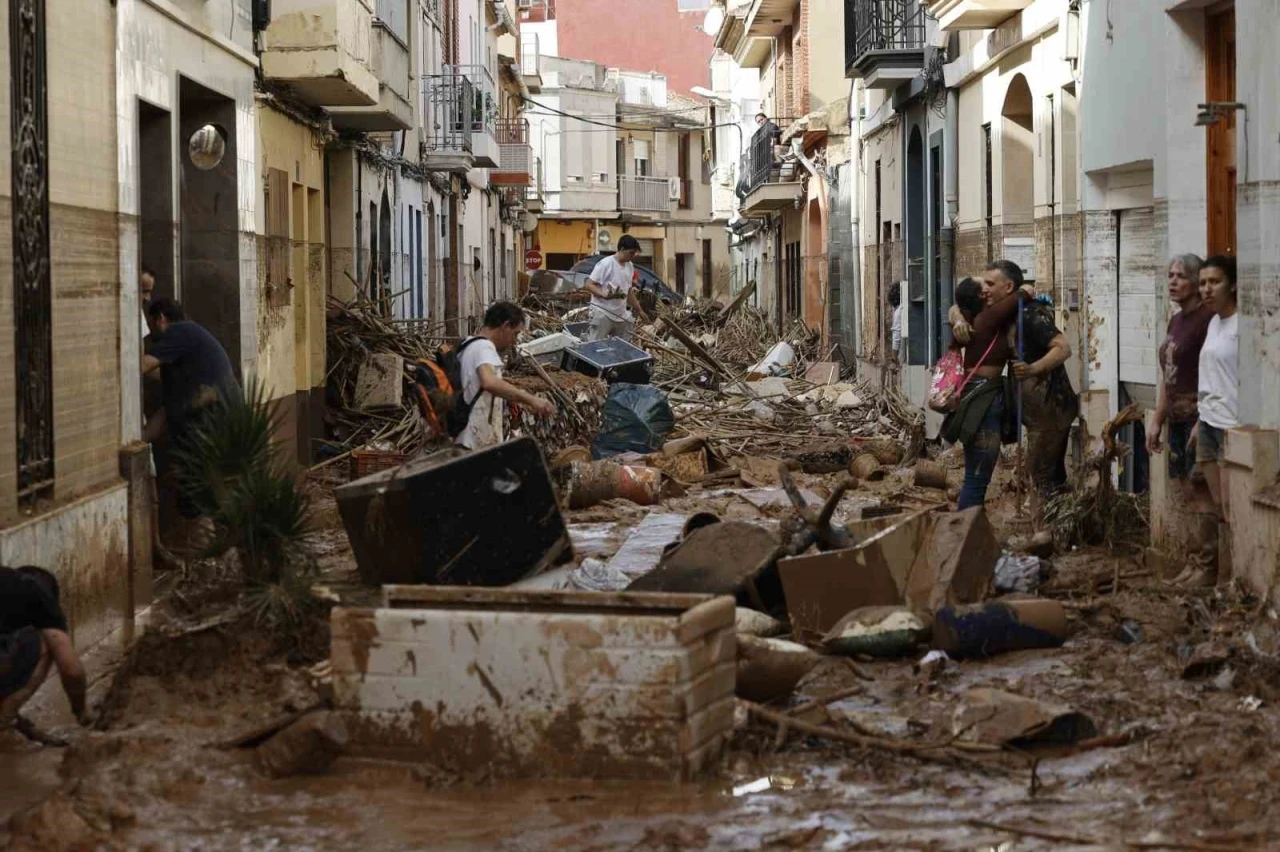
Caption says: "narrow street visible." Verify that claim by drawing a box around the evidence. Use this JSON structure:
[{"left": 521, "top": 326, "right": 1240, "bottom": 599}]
[{"left": 2, "top": 0, "right": 1279, "bottom": 849}]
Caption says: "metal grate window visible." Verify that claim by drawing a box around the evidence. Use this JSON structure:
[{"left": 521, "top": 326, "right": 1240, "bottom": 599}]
[{"left": 10, "top": 0, "right": 54, "bottom": 504}]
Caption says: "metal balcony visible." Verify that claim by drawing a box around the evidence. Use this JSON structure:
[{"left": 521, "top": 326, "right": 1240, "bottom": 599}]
[
  {"left": 520, "top": 32, "right": 543, "bottom": 93},
  {"left": 493, "top": 119, "right": 532, "bottom": 186},
  {"left": 737, "top": 125, "right": 802, "bottom": 214},
  {"left": 525, "top": 156, "right": 545, "bottom": 213},
  {"left": 921, "top": 0, "right": 1031, "bottom": 31},
  {"left": 422, "top": 65, "right": 499, "bottom": 172},
  {"left": 618, "top": 176, "right": 672, "bottom": 215},
  {"left": 845, "top": 0, "right": 928, "bottom": 89},
  {"left": 450, "top": 64, "right": 499, "bottom": 168}
]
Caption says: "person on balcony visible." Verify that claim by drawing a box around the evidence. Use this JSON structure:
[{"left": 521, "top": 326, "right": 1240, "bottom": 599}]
[
  {"left": 586, "top": 236, "right": 645, "bottom": 342},
  {"left": 755, "top": 112, "right": 782, "bottom": 148}
]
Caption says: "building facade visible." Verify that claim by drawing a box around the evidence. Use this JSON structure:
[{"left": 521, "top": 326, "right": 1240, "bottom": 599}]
[
  {"left": 712, "top": 0, "right": 852, "bottom": 340},
  {"left": 527, "top": 57, "right": 729, "bottom": 300}
]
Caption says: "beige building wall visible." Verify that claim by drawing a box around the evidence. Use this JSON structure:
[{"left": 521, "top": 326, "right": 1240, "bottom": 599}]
[
  {"left": 0, "top": 0, "right": 122, "bottom": 513},
  {"left": 0, "top": 0, "right": 132, "bottom": 649},
  {"left": 256, "top": 105, "right": 327, "bottom": 465}
]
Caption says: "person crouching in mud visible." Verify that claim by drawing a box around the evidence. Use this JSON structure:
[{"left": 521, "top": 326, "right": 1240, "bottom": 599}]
[
  {"left": 942, "top": 261, "right": 1036, "bottom": 510},
  {"left": 1, "top": 566, "right": 89, "bottom": 749}
]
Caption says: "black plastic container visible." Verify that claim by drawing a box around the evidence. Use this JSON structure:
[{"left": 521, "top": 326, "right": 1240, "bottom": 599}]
[{"left": 562, "top": 337, "right": 654, "bottom": 385}]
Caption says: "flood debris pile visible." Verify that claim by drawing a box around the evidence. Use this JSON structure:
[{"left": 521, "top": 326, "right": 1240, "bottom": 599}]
[{"left": 324, "top": 294, "right": 444, "bottom": 459}]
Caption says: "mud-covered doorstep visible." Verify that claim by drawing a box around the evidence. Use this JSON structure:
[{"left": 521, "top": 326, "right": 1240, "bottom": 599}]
[{"left": 330, "top": 590, "right": 737, "bottom": 780}]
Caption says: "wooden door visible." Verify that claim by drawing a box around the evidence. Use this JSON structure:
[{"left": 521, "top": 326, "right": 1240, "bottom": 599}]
[{"left": 1205, "top": 5, "right": 1236, "bottom": 256}]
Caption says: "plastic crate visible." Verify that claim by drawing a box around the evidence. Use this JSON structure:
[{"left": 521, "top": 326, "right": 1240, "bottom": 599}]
[{"left": 349, "top": 449, "right": 408, "bottom": 481}]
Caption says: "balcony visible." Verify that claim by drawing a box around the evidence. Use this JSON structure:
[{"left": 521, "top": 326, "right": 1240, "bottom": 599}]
[
  {"left": 737, "top": 126, "right": 802, "bottom": 214},
  {"left": 422, "top": 65, "right": 499, "bottom": 173},
  {"left": 618, "top": 176, "right": 673, "bottom": 215},
  {"left": 525, "top": 156, "right": 545, "bottom": 213},
  {"left": 719, "top": 0, "right": 801, "bottom": 69},
  {"left": 329, "top": 19, "right": 413, "bottom": 130},
  {"left": 520, "top": 32, "right": 543, "bottom": 93},
  {"left": 921, "top": 0, "right": 1031, "bottom": 30},
  {"left": 492, "top": 119, "right": 533, "bottom": 186},
  {"left": 260, "top": 0, "right": 380, "bottom": 107},
  {"left": 845, "top": 0, "right": 928, "bottom": 89}
]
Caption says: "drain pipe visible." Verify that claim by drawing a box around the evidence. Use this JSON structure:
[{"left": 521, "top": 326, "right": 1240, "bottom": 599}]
[{"left": 847, "top": 79, "right": 863, "bottom": 357}]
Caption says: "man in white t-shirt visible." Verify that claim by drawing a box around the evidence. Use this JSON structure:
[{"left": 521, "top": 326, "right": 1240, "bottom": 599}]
[
  {"left": 455, "top": 301, "right": 556, "bottom": 451},
  {"left": 586, "top": 235, "right": 646, "bottom": 342}
]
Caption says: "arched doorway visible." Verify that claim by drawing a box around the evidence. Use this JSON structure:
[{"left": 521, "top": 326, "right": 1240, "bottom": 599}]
[{"left": 1000, "top": 74, "right": 1035, "bottom": 273}]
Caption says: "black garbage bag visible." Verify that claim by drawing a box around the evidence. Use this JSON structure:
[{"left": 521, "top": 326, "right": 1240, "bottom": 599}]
[{"left": 591, "top": 383, "right": 675, "bottom": 460}]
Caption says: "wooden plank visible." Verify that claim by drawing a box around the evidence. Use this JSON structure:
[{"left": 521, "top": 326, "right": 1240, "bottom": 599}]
[{"left": 382, "top": 584, "right": 714, "bottom": 614}]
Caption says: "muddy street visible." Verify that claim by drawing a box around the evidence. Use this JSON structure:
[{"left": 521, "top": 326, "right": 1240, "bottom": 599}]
[{"left": 5, "top": 464, "right": 1279, "bottom": 852}]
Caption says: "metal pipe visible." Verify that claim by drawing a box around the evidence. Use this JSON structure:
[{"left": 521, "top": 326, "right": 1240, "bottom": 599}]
[{"left": 848, "top": 78, "right": 862, "bottom": 356}]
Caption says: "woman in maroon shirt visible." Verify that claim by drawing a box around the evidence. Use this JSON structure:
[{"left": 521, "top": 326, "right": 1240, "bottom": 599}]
[{"left": 1147, "top": 254, "right": 1213, "bottom": 481}]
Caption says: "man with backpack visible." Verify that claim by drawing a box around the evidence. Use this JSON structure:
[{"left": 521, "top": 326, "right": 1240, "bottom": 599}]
[{"left": 451, "top": 302, "right": 555, "bottom": 451}]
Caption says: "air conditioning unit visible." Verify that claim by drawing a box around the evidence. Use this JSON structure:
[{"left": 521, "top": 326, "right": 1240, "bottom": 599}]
[
  {"left": 517, "top": 0, "right": 532, "bottom": 8},
  {"left": 668, "top": 177, "right": 682, "bottom": 200}
]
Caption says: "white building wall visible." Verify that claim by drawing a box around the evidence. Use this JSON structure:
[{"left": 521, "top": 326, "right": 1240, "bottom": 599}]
[{"left": 115, "top": 0, "right": 259, "bottom": 435}]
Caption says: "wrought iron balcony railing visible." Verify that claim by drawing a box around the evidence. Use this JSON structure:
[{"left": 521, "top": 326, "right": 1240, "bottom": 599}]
[{"left": 846, "top": 0, "right": 928, "bottom": 72}]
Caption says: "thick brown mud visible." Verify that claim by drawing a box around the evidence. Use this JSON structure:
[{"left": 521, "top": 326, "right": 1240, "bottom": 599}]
[{"left": 5, "top": 467, "right": 1280, "bottom": 851}]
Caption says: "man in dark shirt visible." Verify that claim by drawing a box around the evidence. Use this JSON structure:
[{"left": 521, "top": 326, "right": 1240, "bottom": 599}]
[
  {"left": 142, "top": 298, "right": 241, "bottom": 518},
  {"left": 1, "top": 566, "right": 88, "bottom": 746},
  {"left": 142, "top": 298, "right": 240, "bottom": 446},
  {"left": 1011, "top": 297, "right": 1079, "bottom": 495}
]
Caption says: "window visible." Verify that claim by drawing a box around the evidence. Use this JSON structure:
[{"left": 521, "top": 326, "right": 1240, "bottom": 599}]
[
  {"left": 546, "top": 252, "right": 577, "bottom": 271},
  {"left": 678, "top": 134, "right": 692, "bottom": 209},
  {"left": 678, "top": 0, "right": 710, "bottom": 10},
  {"left": 785, "top": 240, "right": 802, "bottom": 320},
  {"left": 12, "top": 0, "right": 53, "bottom": 504},
  {"left": 633, "top": 139, "right": 650, "bottom": 177}
]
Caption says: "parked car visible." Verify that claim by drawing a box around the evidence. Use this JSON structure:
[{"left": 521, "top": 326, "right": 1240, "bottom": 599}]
[{"left": 561, "top": 253, "right": 684, "bottom": 306}]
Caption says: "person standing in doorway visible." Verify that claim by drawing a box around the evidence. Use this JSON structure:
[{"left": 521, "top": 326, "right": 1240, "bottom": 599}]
[
  {"left": 141, "top": 298, "right": 241, "bottom": 519},
  {"left": 586, "top": 236, "right": 645, "bottom": 342},
  {"left": 889, "top": 283, "right": 905, "bottom": 368},
  {"left": 1148, "top": 254, "right": 1213, "bottom": 481},
  {"left": 455, "top": 301, "right": 556, "bottom": 452},
  {"left": 139, "top": 266, "right": 156, "bottom": 339},
  {"left": 1191, "top": 255, "right": 1239, "bottom": 581}
]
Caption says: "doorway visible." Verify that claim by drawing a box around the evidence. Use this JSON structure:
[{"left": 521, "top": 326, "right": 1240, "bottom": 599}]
[
  {"left": 138, "top": 101, "right": 174, "bottom": 299},
  {"left": 675, "top": 252, "right": 693, "bottom": 295},
  {"left": 905, "top": 127, "right": 925, "bottom": 366},
  {"left": 1205, "top": 4, "right": 1236, "bottom": 256},
  {"left": 701, "top": 239, "right": 713, "bottom": 299},
  {"left": 1000, "top": 74, "right": 1035, "bottom": 277}
]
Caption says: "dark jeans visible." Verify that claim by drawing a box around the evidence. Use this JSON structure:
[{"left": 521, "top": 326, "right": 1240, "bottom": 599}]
[
  {"left": 1027, "top": 426, "right": 1071, "bottom": 496},
  {"left": 957, "top": 389, "right": 1004, "bottom": 511},
  {"left": 1167, "top": 420, "right": 1197, "bottom": 479}
]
